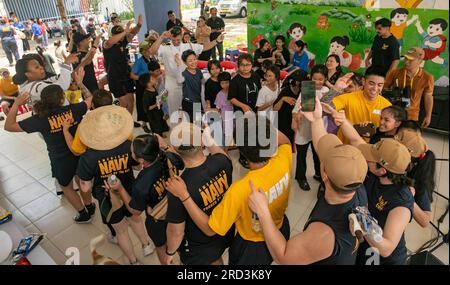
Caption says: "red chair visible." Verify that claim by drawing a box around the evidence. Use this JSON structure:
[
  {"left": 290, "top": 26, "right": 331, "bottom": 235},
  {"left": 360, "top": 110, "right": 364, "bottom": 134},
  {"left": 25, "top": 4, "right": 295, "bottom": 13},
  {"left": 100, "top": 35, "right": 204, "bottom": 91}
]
[
  {"left": 95, "top": 56, "right": 105, "bottom": 79},
  {"left": 197, "top": 60, "right": 208, "bottom": 69},
  {"left": 0, "top": 104, "right": 29, "bottom": 115},
  {"left": 220, "top": 61, "right": 237, "bottom": 71}
]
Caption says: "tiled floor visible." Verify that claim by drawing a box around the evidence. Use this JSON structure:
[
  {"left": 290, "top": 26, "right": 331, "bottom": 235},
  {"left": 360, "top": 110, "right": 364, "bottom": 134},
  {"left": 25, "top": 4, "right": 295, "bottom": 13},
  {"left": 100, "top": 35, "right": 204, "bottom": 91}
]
[{"left": 0, "top": 114, "right": 448, "bottom": 265}]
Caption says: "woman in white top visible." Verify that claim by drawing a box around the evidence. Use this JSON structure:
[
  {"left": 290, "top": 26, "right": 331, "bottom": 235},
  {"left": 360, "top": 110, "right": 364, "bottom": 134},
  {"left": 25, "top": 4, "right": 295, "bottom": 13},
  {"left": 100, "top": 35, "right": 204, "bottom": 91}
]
[
  {"left": 54, "top": 40, "right": 69, "bottom": 62},
  {"left": 292, "top": 64, "right": 329, "bottom": 191},
  {"left": 256, "top": 65, "right": 280, "bottom": 119},
  {"left": 12, "top": 53, "right": 79, "bottom": 105}
]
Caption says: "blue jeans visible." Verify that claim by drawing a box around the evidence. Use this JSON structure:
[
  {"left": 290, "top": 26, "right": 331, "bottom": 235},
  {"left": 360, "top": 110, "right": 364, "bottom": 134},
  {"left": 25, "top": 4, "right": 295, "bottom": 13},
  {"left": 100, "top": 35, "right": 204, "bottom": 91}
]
[{"left": 42, "top": 33, "right": 49, "bottom": 47}]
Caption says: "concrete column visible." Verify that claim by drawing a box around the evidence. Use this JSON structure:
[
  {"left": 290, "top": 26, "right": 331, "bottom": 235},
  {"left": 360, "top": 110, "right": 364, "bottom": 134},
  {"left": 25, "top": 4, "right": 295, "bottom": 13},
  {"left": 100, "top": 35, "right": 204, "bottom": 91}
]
[{"left": 133, "top": 0, "right": 180, "bottom": 41}]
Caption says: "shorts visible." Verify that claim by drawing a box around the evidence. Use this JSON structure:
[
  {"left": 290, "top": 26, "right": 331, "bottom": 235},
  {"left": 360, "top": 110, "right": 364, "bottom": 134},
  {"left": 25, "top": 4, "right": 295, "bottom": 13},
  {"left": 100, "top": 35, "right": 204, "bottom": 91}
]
[
  {"left": 179, "top": 225, "right": 235, "bottom": 265},
  {"left": 51, "top": 154, "right": 79, "bottom": 187},
  {"left": 108, "top": 77, "right": 135, "bottom": 98},
  {"left": 92, "top": 187, "right": 133, "bottom": 225},
  {"left": 228, "top": 215, "right": 290, "bottom": 265},
  {"left": 145, "top": 216, "right": 167, "bottom": 247}
]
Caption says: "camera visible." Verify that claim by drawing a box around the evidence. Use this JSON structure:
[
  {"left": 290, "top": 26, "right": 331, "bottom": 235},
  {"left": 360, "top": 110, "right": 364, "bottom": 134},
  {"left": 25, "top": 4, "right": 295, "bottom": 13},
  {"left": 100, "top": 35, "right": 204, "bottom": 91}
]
[{"left": 383, "top": 86, "right": 411, "bottom": 109}]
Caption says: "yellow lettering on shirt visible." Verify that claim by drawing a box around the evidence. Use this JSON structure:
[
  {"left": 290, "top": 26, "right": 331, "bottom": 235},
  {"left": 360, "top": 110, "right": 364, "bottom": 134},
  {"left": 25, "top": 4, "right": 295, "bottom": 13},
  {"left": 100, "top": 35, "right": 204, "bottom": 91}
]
[
  {"left": 376, "top": 196, "right": 388, "bottom": 211},
  {"left": 47, "top": 110, "right": 74, "bottom": 133},
  {"left": 97, "top": 154, "right": 131, "bottom": 177},
  {"left": 108, "top": 159, "right": 117, "bottom": 173},
  {"left": 198, "top": 170, "right": 229, "bottom": 211},
  {"left": 154, "top": 179, "right": 166, "bottom": 197},
  {"left": 48, "top": 117, "right": 59, "bottom": 130},
  {"left": 200, "top": 185, "right": 213, "bottom": 206}
]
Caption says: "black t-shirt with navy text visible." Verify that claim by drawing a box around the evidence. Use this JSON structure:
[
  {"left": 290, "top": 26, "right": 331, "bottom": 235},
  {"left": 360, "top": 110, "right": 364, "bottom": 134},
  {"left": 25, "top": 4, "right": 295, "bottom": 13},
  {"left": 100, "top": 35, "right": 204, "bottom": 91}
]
[
  {"left": 129, "top": 152, "right": 184, "bottom": 213},
  {"left": 19, "top": 102, "right": 87, "bottom": 160},
  {"left": 166, "top": 153, "right": 233, "bottom": 246},
  {"left": 77, "top": 140, "right": 138, "bottom": 194}
]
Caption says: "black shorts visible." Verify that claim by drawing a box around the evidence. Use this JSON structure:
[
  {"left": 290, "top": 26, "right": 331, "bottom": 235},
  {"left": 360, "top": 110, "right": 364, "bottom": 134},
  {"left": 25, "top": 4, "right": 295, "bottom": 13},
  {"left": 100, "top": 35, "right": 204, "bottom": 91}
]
[
  {"left": 51, "top": 154, "right": 79, "bottom": 187},
  {"left": 228, "top": 215, "right": 290, "bottom": 265},
  {"left": 92, "top": 187, "right": 133, "bottom": 225},
  {"left": 109, "top": 205, "right": 133, "bottom": 225},
  {"left": 179, "top": 225, "right": 235, "bottom": 265},
  {"left": 145, "top": 216, "right": 167, "bottom": 247},
  {"left": 108, "top": 77, "right": 135, "bottom": 98}
]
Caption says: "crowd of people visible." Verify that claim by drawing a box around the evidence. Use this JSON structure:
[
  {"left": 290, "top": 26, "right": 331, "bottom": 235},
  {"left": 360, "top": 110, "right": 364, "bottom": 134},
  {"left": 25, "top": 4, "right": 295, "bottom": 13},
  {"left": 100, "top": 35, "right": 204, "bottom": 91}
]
[{"left": 0, "top": 10, "right": 440, "bottom": 266}]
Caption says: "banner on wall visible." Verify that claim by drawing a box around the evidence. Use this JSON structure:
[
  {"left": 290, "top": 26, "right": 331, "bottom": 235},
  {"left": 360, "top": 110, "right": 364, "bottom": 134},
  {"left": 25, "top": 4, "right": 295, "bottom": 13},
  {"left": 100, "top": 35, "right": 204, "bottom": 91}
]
[{"left": 247, "top": 0, "right": 449, "bottom": 83}]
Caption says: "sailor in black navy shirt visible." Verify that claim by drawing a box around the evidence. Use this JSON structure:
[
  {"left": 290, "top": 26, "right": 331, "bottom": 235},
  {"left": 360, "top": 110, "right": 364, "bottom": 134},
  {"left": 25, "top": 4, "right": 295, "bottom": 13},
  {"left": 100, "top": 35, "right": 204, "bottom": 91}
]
[
  {"left": 117, "top": 134, "right": 184, "bottom": 263},
  {"left": 248, "top": 99, "right": 369, "bottom": 265},
  {"left": 337, "top": 113, "right": 414, "bottom": 265},
  {"left": 4, "top": 83, "right": 93, "bottom": 224}
]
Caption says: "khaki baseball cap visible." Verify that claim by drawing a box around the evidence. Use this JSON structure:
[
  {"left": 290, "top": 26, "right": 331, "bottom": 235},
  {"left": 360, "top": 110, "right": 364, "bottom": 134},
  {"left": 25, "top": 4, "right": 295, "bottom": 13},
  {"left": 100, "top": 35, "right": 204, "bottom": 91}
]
[
  {"left": 139, "top": 40, "right": 151, "bottom": 50},
  {"left": 358, "top": 139, "right": 411, "bottom": 174},
  {"left": 317, "top": 134, "right": 368, "bottom": 190},
  {"left": 403, "top": 47, "right": 425, "bottom": 60},
  {"left": 395, "top": 129, "right": 428, "bottom": 158}
]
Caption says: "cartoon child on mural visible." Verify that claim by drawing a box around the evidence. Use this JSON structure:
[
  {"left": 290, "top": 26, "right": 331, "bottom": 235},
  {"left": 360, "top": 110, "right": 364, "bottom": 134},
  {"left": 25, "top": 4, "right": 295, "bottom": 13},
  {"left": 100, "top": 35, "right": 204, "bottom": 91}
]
[
  {"left": 328, "top": 35, "right": 370, "bottom": 70},
  {"left": 287, "top": 22, "right": 316, "bottom": 68},
  {"left": 415, "top": 17, "right": 448, "bottom": 67},
  {"left": 390, "top": 8, "right": 419, "bottom": 48}
]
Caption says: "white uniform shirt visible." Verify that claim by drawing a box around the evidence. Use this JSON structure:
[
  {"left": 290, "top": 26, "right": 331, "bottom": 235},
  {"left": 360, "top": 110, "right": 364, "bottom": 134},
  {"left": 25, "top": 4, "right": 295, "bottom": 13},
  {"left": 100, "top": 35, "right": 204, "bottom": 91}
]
[{"left": 157, "top": 43, "right": 203, "bottom": 78}]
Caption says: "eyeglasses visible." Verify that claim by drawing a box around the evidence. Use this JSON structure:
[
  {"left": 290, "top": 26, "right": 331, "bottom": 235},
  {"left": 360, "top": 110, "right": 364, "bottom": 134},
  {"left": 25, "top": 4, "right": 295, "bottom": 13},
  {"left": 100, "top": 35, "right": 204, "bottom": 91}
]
[{"left": 240, "top": 63, "right": 252, "bottom": 67}]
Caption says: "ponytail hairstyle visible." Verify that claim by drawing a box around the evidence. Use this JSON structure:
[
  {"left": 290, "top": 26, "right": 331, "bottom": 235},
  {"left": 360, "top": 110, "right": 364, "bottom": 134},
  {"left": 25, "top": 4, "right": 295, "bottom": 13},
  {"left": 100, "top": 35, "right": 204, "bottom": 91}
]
[
  {"left": 33, "top": 85, "right": 65, "bottom": 117},
  {"left": 132, "top": 134, "right": 170, "bottom": 181},
  {"left": 330, "top": 35, "right": 350, "bottom": 48},
  {"left": 408, "top": 150, "right": 436, "bottom": 203}
]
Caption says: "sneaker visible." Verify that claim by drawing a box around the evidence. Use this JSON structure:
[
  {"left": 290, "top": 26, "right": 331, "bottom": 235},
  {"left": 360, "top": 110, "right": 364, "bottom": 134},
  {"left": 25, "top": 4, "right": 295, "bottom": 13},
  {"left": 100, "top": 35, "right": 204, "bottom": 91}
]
[
  {"left": 313, "top": 174, "right": 322, "bottom": 183},
  {"left": 298, "top": 180, "right": 311, "bottom": 191},
  {"left": 143, "top": 243, "right": 154, "bottom": 257},
  {"left": 106, "top": 231, "right": 118, "bottom": 244},
  {"left": 73, "top": 209, "right": 92, "bottom": 224},
  {"left": 142, "top": 124, "right": 151, "bottom": 134},
  {"left": 134, "top": 121, "right": 141, "bottom": 128},
  {"left": 85, "top": 203, "right": 96, "bottom": 216}
]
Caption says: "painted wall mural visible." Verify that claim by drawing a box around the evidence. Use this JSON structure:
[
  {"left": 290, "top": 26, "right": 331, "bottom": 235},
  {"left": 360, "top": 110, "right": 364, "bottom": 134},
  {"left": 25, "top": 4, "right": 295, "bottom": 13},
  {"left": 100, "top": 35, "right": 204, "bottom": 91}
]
[{"left": 247, "top": 0, "right": 449, "bottom": 83}]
